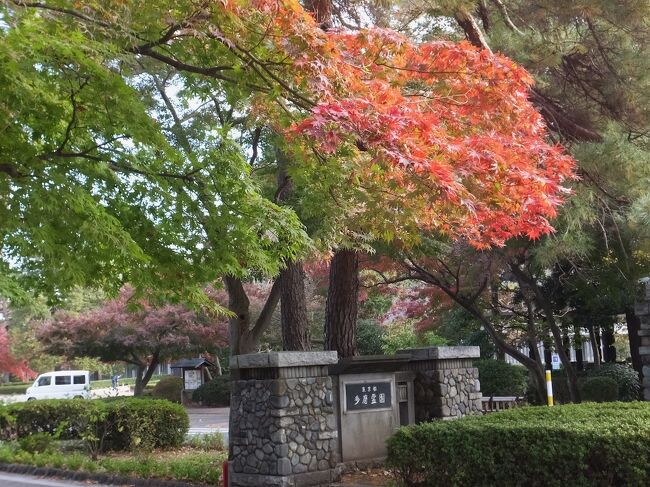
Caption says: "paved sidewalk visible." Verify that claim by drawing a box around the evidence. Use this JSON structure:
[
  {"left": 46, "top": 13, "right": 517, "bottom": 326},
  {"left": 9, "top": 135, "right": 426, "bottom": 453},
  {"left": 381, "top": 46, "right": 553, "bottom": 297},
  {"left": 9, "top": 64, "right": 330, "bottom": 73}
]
[{"left": 186, "top": 407, "right": 229, "bottom": 440}]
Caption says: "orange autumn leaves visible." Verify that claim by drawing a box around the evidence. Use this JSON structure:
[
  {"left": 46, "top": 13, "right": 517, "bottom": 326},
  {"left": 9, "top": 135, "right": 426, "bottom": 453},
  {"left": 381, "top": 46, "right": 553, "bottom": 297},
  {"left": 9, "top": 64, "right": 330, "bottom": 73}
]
[{"left": 226, "top": 0, "right": 576, "bottom": 248}]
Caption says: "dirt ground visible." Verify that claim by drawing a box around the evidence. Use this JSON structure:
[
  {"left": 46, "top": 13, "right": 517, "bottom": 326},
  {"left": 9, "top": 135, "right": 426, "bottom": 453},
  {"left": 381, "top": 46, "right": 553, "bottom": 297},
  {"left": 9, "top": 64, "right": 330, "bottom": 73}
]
[{"left": 338, "top": 467, "right": 395, "bottom": 486}]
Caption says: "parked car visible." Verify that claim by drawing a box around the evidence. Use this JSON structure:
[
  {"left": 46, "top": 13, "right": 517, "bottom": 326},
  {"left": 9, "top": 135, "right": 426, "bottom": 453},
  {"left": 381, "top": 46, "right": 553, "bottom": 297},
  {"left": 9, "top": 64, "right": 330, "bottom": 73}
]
[{"left": 25, "top": 370, "right": 91, "bottom": 400}]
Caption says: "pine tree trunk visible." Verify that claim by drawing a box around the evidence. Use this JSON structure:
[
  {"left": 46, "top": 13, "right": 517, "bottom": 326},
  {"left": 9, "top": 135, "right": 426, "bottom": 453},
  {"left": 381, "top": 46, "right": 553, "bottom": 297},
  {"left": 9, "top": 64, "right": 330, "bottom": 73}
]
[
  {"left": 275, "top": 149, "right": 311, "bottom": 352},
  {"left": 589, "top": 325, "right": 601, "bottom": 367},
  {"left": 325, "top": 249, "right": 359, "bottom": 358},
  {"left": 281, "top": 261, "right": 311, "bottom": 351},
  {"left": 625, "top": 308, "right": 642, "bottom": 376},
  {"left": 509, "top": 264, "right": 580, "bottom": 402},
  {"left": 602, "top": 324, "right": 616, "bottom": 362},
  {"left": 543, "top": 339, "right": 552, "bottom": 367},
  {"left": 574, "top": 325, "right": 584, "bottom": 371},
  {"left": 595, "top": 326, "right": 603, "bottom": 364}
]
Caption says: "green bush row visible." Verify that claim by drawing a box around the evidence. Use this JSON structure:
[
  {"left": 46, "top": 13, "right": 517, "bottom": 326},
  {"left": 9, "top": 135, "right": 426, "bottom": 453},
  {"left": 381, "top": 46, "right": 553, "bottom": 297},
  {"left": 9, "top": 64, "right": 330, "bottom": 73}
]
[
  {"left": 475, "top": 359, "right": 528, "bottom": 397},
  {"left": 387, "top": 402, "right": 650, "bottom": 486},
  {"left": 151, "top": 376, "right": 183, "bottom": 403},
  {"left": 192, "top": 376, "right": 230, "bottom": 406},
  {"left": 0, "top": 385, "right": 28, "bottom": 395},
  {"left": 585, "top": 363, "right": 640, "bottom": 401},
  {"left": 0, "top": 398, "right": 189, "bottom": 452},
  {"left": 527, "top": 363, "right": 640, "bottom": 404},
  {"left": 581, "top": 376, "right": 618, "bottom": 402}
]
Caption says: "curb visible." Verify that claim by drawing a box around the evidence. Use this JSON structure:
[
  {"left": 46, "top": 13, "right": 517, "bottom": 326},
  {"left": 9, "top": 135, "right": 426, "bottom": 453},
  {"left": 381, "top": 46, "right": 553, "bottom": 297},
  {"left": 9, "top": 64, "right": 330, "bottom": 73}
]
[{"left": 0, "top": 462, "right": 215, "bottom": 487}]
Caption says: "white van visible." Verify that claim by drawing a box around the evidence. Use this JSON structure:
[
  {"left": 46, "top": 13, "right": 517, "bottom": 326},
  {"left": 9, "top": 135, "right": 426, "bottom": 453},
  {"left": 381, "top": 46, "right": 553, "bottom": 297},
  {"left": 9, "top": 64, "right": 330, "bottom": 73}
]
[{"left": 25, "top": 370, "right": 91, "bottom": 400}]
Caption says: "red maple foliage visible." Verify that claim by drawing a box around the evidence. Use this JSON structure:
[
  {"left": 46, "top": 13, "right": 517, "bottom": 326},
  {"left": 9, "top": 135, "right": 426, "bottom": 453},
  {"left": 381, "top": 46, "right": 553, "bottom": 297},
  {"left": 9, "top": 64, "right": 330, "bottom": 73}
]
[
  {"left": 38, "top": 287, "right": 228, "bottom": 370},
  {"left": 0, "top": 326, "right": 36, "bottom": 381},
  {"left": 218, "top": 0, "right": 576, "bottom": 247},
  {"left": 17, "top": 0, "right": 574, "bottom": 249}
]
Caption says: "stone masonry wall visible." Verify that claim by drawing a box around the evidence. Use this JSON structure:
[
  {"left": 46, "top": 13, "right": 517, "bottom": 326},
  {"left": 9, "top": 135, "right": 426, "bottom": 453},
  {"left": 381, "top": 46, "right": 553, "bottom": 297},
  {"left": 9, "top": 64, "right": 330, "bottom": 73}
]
[
  {"left": 229, "top": 375, "right": 338, "bottom": 486},
  {"left": 413, "top": 366, "right": 482, "bottom": 421},
  {"left": 638, "top": 307, "right": 650, "bottom": 401},
  {"left": 633, "top": 280, "right": 650, "bottom": 401}
]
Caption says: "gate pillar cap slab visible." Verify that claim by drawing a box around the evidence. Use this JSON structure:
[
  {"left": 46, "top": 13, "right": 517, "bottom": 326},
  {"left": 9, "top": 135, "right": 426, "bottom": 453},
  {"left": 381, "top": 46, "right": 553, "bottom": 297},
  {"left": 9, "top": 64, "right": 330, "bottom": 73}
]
[
  {"left": 398, "top": 346, "right": 480, "bottom": 360},
  {"left": 231, "top": 351, "right": 339, "bottom": 369}
]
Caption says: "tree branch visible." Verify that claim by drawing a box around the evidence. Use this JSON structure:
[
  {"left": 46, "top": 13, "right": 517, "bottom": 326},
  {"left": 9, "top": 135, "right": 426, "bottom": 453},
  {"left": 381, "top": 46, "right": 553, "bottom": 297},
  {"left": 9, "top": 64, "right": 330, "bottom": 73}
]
[
  {"left": 250, "top": 278, "right": 281, "bottom": 342},
  {"left": 489, "top": 0, "right": 523, "bottom": 35},
  {"left": 11, "top": 0, "right": 112, "bottom": 28},
  {"left": 453, "top": 8, "right": 603, "bottom": 142},
  {"left": 0, "top": 163, "right": 25, "bottom": 178}
]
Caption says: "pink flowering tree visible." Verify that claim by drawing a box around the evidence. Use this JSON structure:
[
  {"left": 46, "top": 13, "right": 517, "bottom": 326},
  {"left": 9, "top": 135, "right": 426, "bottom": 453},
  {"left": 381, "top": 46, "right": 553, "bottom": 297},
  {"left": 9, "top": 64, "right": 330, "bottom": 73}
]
[
  {"left": 38, "top": 288, "right": 227, "bottom": 395},
  {"left": 0, "top": 326, "right": 36, "bottom": 381}
]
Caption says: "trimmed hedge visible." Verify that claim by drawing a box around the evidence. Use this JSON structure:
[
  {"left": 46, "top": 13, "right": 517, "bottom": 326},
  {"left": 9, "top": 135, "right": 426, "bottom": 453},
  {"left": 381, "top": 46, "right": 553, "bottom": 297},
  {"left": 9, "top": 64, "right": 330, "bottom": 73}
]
[
  {"left": 102, "top": 398, "right": 189, "bottom": 451},
  {"left": 151, "top": 376, "right": 183, "bottom": 403},
  {"left": 387, "top": 402, "right": 650, "bottom": 486},
  {"left": 192, "top": 376, "right": 230, "bottom": 406},
  {"left": 0, "top": 398, "right": 188, "bottom": 452},
  {"left": 0, "top": 385, "right": 28, "bottom": 395}
]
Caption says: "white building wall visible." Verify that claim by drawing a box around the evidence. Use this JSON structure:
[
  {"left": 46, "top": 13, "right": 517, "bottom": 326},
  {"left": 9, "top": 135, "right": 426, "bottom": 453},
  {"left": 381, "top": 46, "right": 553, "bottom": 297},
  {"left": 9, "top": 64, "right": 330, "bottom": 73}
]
[{"left": 505, "top": 340, "right": 599, "bottom": 366}]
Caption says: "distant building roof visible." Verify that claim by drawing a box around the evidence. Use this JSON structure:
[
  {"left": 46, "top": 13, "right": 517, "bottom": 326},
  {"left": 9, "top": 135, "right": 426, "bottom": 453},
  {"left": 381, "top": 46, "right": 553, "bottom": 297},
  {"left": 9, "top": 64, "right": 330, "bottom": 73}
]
[{"left": 170, "top": 358, "right": 214, "bottom": 369}]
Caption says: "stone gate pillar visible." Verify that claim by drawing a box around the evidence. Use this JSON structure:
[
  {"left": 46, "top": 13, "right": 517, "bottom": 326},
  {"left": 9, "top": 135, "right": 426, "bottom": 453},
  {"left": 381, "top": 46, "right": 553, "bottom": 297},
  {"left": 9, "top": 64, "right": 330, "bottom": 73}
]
[
  {"left": 635, "top": 279, "right": 650, "bottom": 400},
  {"left": 401, "top": 346, "right": 482, "bottom": 421},
  {"left": 228, "top": 351, "right": 341, "bottom": 487}
]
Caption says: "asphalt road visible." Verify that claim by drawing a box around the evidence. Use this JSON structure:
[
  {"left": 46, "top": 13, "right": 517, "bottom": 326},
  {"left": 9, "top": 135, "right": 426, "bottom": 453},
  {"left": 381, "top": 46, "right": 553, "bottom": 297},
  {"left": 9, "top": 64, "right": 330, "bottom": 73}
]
[{"left": 0, "top": 472, "right": 111, "bottom": 486}]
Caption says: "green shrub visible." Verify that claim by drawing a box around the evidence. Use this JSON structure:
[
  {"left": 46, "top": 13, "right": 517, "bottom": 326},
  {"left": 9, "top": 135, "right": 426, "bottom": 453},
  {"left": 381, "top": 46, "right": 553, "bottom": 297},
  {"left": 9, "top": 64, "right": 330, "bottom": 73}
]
[
  {"left": 387, "top": 402, "right": 650, "bottom": 486},
  {"left": 0, "top": 398, "right": 188, "bottom": 452},
  {"left": 18, "top": 433, "right": 55, "bottom": 454},
  {"left": 6, "top": 399, "right": 98, "bottom": 439},
  {"left": 184, "top": 432, "right": 225, "bottom": 451},
  {"left": 192, "top": 376, "right": 230, "bottom": 406},
  {"left": 151, "top": 376, "right": 183, "bottom": 403},
  {"left": 356, "top": 320, "right": 386, "bottom": 355},
  {"left": 102, "top": 398, "right": 189, "bottom": 451},
  {"left": 581, "top": 376, "right": 618, "bottom": 403},
  {"left": 476, "top": 359, "right": 528, "bottom": 397},
  {"left": 0, "top": 385, "right": 28, "bottom": 395},
  {"left": 461, "top": 330, "right": 496, "bottom": 359},
  {"left": 382, "top": 320, "right": 448, "bottom": 355},
  {"left": 586, "top": 363, "right": 640, "bottom": 401},
  {"left": 0, "top": 406, "right": 16, "bottom": 439}
]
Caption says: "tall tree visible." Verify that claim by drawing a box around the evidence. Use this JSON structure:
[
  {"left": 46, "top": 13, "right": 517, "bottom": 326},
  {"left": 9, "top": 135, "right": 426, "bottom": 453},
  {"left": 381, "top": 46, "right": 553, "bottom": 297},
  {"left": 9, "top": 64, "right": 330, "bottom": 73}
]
[
  {"left": 325, "top": 249, "right": 360, "bottom": 356},
  {"left": 5, "top": 0, "right": 578, "bottom": 362},
  {"left": 0, "top": 325, "right": 36, "bottom": 381},
  {"left": 276, "top": 148, "right": 311, "bottom": 351},
  {"left": 39, "top": 287, "right": 227, "bottom": 395},
  {"left": 372, "top": 0, "right": 650, "bottom": 399},
  {"left": 0, "top": 1, "right": 306, "bottom": 307}
]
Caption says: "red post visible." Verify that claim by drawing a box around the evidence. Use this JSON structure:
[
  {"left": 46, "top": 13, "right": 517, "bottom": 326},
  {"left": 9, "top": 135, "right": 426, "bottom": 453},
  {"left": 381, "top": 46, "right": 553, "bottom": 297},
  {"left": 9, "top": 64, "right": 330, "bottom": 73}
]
[{"left": 222, "top": 460, "right": 228, "bottom": 487}]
